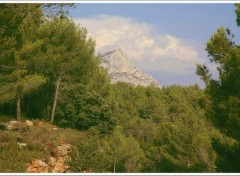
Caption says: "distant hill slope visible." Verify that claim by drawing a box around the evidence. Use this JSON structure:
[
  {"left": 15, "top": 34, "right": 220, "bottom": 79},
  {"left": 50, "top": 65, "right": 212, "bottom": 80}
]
[{"left": 100, "top": 49, "right": 160, "bottom": 87}]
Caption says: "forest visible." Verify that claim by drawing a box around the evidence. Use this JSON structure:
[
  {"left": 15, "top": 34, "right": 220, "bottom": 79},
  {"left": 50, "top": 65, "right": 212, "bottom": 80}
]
[{"left": 0, "top": 3, "right": 240, "bottom": 173}]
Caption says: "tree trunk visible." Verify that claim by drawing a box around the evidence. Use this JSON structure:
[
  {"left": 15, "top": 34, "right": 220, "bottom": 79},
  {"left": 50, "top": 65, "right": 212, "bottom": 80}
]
[
  {"left": 51, "top": 76, "right": 60, "bottom": 123},
  {"left": 17, "top": 97, "right": 21, "bottom": 121},
  {"left": 127, "top": 162, "right": 130, "bottom": 173},
  {"left": 113, "top": 156, "right": 116, "bottom": 173}
]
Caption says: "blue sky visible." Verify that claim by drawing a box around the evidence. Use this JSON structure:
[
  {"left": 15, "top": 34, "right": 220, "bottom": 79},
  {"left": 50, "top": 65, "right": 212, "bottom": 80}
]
[{"left": 69, "top": 3, "right": 239, "bottom": 87}]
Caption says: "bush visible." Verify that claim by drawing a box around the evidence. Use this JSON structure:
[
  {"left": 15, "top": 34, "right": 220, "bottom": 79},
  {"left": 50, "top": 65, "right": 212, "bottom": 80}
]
[
  {"left": 68, "top": 135, "right": 110, "bottom": 172},
  {"left": 0, "top": 124, "right": 6, "bottom": 131},
  {"left": 56, "top": 84, "right": 116, "bottom": 134}
]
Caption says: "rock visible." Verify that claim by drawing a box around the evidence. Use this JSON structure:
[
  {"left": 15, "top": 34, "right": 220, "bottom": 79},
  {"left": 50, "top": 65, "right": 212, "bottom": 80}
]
[
  {"left": 100, "top": 49, "right": 160, "bottom": 87},
  {"left": 17, "top": 142, "right": 27, "bottom": 148},
  {"left": 83, "top": 168, "right": 93, "bottom": 173},
  {"left": 27, "top": 143, "right": 71, "bottom": 173},
  {"left": 49, "top": 156, "right": 69, "bottom": 173},
  {"left": 48, "top": 157, "right": 57, "bottom": 168},
  {"left": 57, "top": 144, "right": 71, "bottom": 157},
  {"left": 6, "top": 121, "right": 21, "bottom": 130},
  {"left": 9, "top": 120, "right": 21, "bottom": 126},
  {"left": 25, "top": 120, "right": 33, "bottom": 127},
  {"left": 6, "top": 124, "right": 13, "bottom": 130},
  {"left": 37, "top": 121, "right": 46, "bottom": 128},
  {"left": 27, "top": 159, "right": 49, "bottom": 173},
  {"left": 52, "top": 157, "right": 68, "bottom": 173},
  {"left": 52, "top": 127, "right": 58, "bottom": 131},
  {"left": 53, "top": 144, "right": 72, "bottom": 172}
]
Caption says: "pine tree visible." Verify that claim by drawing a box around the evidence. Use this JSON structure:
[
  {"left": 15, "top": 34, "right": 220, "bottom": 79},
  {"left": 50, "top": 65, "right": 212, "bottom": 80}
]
[
  {"left": 0, "top": 4, "right": 46, "bottom": 120},
  {"left": 196, "top": 4, "right": 240, "bottom": 171}
]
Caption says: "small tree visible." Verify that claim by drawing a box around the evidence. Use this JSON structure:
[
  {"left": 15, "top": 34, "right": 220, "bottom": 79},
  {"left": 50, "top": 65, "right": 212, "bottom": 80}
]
[{"left": 104, "top": 126, "right": 145, "bottom": 172}]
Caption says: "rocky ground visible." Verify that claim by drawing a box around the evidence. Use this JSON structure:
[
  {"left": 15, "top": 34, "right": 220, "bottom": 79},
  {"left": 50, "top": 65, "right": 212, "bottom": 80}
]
[
  {"left": 26, "top": 143, "right": 71, "bottom": 173},
  {"left": 0, "top": 119, "right": 82, "bottom": 173}
]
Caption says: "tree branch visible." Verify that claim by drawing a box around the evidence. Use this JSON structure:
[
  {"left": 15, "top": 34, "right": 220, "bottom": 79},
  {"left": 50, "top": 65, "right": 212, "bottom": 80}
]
[{"left": 0, "top": 65, "right": 15, "bottom": 69}]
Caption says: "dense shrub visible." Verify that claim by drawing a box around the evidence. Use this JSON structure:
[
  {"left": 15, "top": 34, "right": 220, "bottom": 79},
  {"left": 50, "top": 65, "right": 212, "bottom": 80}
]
[{"left": 56, "top": 84, "right": 116, "bottom": 134}]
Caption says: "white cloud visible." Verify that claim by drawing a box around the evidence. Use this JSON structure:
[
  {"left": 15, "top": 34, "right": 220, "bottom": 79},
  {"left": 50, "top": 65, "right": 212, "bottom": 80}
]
[{"left": 74, "top": 15, "right": 204, "bottom": 75}]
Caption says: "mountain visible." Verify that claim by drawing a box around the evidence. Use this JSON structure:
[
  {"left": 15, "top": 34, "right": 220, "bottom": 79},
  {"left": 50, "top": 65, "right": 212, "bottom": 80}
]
[{"left": 100, "top": 49, "right": 160, "bottom": 87}]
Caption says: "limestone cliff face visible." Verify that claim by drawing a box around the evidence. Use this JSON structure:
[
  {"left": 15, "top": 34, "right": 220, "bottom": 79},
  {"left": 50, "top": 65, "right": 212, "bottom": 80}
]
[{"left": 100, "top": 49, "right": 160, "bottom": 87}]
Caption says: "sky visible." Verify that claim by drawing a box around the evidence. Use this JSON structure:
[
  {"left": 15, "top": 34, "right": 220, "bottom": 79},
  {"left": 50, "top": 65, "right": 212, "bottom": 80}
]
[{"left": 69, "top": 3, "right": 239, "bottom": 87}]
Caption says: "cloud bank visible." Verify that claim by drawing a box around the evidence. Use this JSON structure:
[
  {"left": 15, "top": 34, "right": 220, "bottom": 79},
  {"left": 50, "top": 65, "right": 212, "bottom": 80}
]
[{"left": 74, "top": 15, "right": 204, "bottom": 75}]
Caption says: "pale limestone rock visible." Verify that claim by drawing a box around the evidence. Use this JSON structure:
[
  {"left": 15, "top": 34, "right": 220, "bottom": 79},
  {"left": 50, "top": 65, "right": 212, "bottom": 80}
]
[
  {"left": 27, "top": 159, "right": 49, "bottom": 173},
  {"left": 49, "top": 157, "right": 57, "bottom": 167},
  {"left": 9, "top": 120, "right": 21, "bottom": 126},
  {"left": 6, "top": 121, "right": 21, "bottom": 130},
  {"left": 100, "top": 49, "right": 160, "bottom": 87},
  {"left": 26, "top": 120, "right": 33, "bottom": 127},
  {"left": 52, "top": 157, "right": 68, "bottom": 173},
  {"left": 17, "top": 142, "right": 27, "bottom": 148},
  {"left": 6, "top": 124, "right": 13, "bottom": 130},
  {"left": 57, "top": 144, "right": 71, "bottom": 157}
]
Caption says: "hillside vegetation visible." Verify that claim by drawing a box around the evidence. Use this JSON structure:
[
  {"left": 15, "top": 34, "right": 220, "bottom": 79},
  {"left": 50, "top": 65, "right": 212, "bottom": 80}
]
[{"left": 0, "top": 4, "right": 240, "bottom": 173}]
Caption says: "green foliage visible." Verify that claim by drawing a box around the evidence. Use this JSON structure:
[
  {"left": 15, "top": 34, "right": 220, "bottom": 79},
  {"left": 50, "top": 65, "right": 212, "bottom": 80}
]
[
  {"left": 41, "top": 4, "right": 75, "bottom": 18},
  {"left": 103, "top": 126, "right": 145, "bottom": 172},
  {"left": 69, "top": 127, "right": 145, "bottom": 173},
  {"left": 1, "top": 2, "right": 235, "bottom": 173},
  {"left": 56, "top": 84, "right": 115, "bottom": 134},
  {"left": 104, "top": 83, "right": 216, "bottom": 172},
  {"left": 196, "top": 6, "right": 240, "bottom": 171},
  {"left": 154, "top": 86, "right": 215, "bottom": 172},
  {"left": 157, "top": 121, "right": 215, "bottom": 172},
  {"left": 235, "top": 3, "right": 240, "bottom": 26},
  {"left": 0, "top": 124, "right": 6, "bottom": 131},
  {"left": 0, "top": 4, "right": 48, "bottom": 120},
  {"left": 68, "top": 133, "right": 110, "bottom": 172}
]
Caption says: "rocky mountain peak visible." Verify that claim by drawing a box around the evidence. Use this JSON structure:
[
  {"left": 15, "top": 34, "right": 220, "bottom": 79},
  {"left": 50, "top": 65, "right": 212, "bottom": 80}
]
[
  {"left": 101, "top": 49, "right": 132, "bottom": 71},
  {"left": 100, "top": 49, "right": 160, "bottom": 87}
]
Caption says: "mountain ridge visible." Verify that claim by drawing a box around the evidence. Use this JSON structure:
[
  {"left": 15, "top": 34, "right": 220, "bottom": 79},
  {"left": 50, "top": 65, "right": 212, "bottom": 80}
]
[{"left": 100, "top": 49, "right": 160, "bottom": 87}]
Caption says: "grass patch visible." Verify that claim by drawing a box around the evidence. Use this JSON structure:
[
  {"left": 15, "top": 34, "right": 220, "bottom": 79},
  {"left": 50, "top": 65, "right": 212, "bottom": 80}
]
[{"left": 0, "top": 141, "right": 48, "bottom": 172}]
